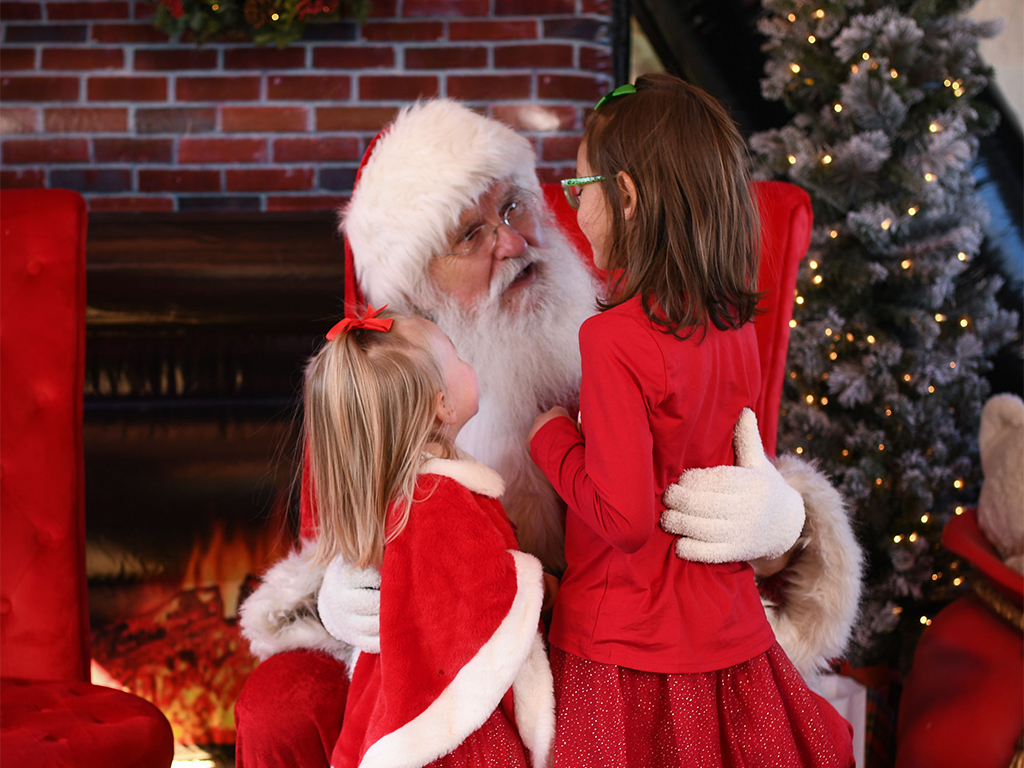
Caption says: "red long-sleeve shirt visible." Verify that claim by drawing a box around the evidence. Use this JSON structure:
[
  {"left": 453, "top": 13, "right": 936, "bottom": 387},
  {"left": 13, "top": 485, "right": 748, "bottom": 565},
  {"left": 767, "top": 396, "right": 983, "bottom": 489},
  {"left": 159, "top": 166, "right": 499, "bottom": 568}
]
[{"left": 530, "top": 295, "right": 776, "bottom": 673}]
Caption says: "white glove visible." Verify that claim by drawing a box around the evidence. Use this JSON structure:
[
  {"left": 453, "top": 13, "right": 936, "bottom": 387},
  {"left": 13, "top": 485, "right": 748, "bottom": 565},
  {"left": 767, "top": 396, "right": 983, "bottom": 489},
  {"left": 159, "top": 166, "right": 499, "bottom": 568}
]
[
  {"left": 317, "top": 556, "right": 381, "bottom": 654},
  {"left": 660, "top": 408, "right": 805, "bottom": 563}
]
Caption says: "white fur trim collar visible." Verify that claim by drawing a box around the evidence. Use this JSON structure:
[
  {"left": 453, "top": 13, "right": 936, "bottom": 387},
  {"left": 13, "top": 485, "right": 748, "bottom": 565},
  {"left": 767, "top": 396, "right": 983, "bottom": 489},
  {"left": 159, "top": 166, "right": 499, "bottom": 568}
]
[{"left": 418, "top": 452, "right": 505, "bottom": 499}]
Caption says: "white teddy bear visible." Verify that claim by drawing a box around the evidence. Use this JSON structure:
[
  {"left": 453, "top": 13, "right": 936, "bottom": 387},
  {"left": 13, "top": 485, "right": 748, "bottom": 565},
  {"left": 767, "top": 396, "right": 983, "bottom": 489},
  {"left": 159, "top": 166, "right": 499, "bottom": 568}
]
[{"left": 977, "top": 393, "right": 1024, "bottom": 575}]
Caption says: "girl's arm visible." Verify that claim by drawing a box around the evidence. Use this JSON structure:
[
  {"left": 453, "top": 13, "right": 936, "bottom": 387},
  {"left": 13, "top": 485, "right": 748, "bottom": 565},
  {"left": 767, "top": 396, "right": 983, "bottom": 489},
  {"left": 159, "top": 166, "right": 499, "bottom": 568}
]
[{"left": 530, "top": 316, "right": 661, "bottom": 554}]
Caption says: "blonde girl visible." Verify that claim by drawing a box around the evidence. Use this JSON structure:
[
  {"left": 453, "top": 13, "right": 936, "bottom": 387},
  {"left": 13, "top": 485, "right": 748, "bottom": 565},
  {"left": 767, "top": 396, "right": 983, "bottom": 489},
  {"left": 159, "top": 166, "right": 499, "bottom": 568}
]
[{"left": 309, "top": 309, "right": 554, "bottom": 768}]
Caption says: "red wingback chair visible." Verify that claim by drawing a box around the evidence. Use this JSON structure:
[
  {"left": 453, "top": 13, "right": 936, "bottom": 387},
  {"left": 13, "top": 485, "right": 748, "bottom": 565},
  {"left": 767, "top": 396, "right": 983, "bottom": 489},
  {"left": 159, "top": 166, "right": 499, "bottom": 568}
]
[
  {"left": 0, "top": 189, "right": 175, "bottom": 768},
  {"left": 541, "top": 179, "right": 812, "bottom": 457}
]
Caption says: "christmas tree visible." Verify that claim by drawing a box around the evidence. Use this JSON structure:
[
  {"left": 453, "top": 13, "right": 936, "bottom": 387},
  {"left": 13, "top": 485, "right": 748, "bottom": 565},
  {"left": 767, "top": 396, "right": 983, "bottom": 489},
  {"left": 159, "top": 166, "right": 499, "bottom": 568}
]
[{"left": 750, "top": 0, "right": 1020, "bottom": 669}]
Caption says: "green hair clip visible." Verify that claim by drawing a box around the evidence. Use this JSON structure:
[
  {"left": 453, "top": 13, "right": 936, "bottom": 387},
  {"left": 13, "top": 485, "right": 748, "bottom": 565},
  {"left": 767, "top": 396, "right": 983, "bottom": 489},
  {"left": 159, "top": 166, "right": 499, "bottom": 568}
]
[{"left": 594, "top": 83, "right": 637, "bottom": 110}]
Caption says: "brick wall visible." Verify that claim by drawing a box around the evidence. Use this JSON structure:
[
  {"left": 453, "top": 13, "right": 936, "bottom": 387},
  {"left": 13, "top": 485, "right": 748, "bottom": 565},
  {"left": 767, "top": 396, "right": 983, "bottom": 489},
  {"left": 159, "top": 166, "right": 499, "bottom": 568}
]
[{"left": 0, "top": 0, "right": 616, "bottom": 212}]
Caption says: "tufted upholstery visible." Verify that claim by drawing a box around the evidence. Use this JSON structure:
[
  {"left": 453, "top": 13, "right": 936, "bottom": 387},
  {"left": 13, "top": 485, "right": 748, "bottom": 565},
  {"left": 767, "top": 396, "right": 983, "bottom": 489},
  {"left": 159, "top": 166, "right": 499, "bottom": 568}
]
[{"left": 0, "top": 188, "right": 174, "bottom": 768}]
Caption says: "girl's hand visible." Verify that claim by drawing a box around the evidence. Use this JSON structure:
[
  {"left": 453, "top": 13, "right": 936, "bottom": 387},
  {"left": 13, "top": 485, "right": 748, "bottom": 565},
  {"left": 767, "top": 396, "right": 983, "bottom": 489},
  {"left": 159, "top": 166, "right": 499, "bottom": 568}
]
[{"left": 528, "top": 406, "right": 573, "bottom": 443}]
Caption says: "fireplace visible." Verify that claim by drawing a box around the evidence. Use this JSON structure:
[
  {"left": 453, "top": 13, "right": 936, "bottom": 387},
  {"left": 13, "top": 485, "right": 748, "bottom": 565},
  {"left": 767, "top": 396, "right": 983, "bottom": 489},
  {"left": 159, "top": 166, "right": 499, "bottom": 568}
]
[{"left": 84, "top": 211, "right": 344, "bottom": 748}]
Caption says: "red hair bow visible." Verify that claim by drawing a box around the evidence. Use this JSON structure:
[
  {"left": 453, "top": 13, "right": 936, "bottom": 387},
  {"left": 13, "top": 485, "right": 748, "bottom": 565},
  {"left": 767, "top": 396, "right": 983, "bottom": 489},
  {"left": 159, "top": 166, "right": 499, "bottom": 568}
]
[{"left": 326, "top": 304, "right": 393, "bottom": 340}]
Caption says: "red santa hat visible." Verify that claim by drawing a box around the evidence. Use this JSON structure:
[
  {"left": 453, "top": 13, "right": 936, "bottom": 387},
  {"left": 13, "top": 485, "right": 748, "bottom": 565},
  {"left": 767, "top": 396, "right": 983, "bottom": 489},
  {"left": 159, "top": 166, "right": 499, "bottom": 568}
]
[{"left": 341, "top": 99, "right": 542, "bottom": 309}]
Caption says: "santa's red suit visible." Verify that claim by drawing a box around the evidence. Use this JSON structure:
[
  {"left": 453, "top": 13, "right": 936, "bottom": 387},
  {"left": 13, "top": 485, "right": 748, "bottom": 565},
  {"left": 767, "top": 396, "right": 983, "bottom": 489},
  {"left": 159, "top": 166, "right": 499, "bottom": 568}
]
[{"left": 236, "top": 99, "right": 864, "bottom": 768}]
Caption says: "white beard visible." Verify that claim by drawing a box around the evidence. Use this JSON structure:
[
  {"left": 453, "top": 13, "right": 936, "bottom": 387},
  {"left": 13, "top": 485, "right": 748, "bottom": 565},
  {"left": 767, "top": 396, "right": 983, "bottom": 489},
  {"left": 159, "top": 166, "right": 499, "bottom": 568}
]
[{"left": 428, "top": 227, "right": 598, "bottom": 572}]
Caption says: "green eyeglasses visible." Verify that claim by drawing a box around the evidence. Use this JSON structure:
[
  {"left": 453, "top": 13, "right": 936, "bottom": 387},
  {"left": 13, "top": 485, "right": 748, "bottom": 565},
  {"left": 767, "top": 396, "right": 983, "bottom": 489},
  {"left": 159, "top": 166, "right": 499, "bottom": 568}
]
[{"left": 560, "top": 175, "right": 606, "bottom": 210}]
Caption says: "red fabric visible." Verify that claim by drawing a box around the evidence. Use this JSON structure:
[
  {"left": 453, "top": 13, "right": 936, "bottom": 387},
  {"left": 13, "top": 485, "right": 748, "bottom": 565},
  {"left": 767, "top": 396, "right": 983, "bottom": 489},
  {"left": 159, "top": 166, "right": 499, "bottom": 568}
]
[
  {"left": 0, "top": 678, "right": 174, "bottom": 768},
  {"left": 0, "top": 189, "right": 173, "bottom": 768},
  {"left": 749, "top": 181, "right": 812, "bottom": 458},
  {"left": 235, "top": 649, "right": 350, "bottom": 768},
  {"left": 895, "top": 509, "right": 1024, "bottom": 768},
  {"left": 333, "top": 473, "right": 532, "bottom": 768},
  {"left": 530, "top": 295, "right": 775, "bottom": 674},
  {"left": 941, "top": 507, "right": 1023, "bottom": 604},
  {"left": 0, "top": 189, "right": 89, "bottom": 682},
  {"left": 549, "top": 645, "right": 853, "bottom": 768}
]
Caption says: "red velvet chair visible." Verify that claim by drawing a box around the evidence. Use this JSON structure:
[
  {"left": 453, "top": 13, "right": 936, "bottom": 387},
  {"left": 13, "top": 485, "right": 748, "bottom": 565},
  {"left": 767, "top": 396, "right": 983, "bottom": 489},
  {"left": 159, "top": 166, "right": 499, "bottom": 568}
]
[{"left": 0, "top": 189, "right": 175, "bottom": 768}]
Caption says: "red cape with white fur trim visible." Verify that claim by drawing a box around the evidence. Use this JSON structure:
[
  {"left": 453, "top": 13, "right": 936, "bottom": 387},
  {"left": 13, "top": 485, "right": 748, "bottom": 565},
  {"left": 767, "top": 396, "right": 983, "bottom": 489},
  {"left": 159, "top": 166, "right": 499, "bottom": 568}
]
[{"left": 331, "top": 457, "right": 554, "bottom": 768}]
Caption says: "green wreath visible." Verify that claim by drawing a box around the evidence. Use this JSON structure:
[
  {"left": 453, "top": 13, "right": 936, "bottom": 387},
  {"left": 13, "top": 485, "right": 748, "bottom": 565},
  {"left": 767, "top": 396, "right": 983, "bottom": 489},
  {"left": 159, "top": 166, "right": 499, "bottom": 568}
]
[{"left": 153, "top": 0, "right": 371, "bottom": 47}]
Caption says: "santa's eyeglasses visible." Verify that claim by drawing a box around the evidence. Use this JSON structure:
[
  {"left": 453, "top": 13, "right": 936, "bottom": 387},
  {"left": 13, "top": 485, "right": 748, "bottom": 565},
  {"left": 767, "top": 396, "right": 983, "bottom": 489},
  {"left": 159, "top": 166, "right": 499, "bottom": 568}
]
[{"left": 444, "top": 191, "right": 537, "bottom": 259}]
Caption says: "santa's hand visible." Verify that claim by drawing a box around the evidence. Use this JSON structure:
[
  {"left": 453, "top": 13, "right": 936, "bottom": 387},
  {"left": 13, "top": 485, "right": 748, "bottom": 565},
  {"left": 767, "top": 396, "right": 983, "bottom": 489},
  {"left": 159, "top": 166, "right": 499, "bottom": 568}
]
[
  {"left": 317, "top": 556, "right": 381, "bottom": 654},
  {"left": 660, "top": 408, "right": 805, "bottom": 564}
]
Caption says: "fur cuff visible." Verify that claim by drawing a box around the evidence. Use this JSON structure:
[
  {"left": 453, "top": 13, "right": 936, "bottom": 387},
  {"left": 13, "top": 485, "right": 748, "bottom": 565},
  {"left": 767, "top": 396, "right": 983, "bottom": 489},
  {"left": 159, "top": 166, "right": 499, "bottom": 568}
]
[
  {"left": 765, "top": 455, "right": 864, "bottom": 679},
  {"left": 239, "top": 540, "right": 354, "bottom": 665}
]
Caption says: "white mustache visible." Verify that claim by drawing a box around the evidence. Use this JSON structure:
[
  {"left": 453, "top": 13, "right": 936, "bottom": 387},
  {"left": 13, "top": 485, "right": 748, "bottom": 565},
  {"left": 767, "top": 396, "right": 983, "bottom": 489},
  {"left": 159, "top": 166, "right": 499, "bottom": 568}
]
[{"left": 488, "top": 253, "right": 540, "bottom": 300}]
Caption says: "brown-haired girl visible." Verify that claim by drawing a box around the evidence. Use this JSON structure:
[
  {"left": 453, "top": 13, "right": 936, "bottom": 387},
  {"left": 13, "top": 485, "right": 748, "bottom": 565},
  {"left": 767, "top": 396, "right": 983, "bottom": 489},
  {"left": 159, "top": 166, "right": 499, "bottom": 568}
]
[
  {"left": 309, "top": 308, "right": 555, "bottom": 768},
  {"left": 528, "top": 74, "right": 855, "bottom": 767}
]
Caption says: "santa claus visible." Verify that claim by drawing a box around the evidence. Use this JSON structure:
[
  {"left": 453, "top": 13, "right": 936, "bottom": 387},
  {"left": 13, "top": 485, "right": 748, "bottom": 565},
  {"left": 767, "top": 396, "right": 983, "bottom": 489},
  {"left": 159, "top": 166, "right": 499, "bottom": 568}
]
[{"left": 236, "top": 99, "right": 863, "bottom": 768}]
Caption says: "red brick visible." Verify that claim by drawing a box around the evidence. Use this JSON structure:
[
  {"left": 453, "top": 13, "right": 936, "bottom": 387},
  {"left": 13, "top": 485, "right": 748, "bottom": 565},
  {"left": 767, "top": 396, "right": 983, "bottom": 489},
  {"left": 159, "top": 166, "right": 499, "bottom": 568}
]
[
  {"left": 494, "top": 43, "right": 573, "bottom": 69},
  {"left": 134, "top": 0, "right": 157, "bottom": 19},
  {"left": 135, "top": 107, "right": 215, "bottom": 134},
  {"left": 313, "top": 46, "right": 394, "bottom": 69},
  {"left": 46, "top": 1, "right": 129, "bottom": 19},
  {"left": 222, "top": 106, "right": 308, "bottom": 132},
  {"left": 448, "top": 74, "right": 530, "bottom": 101},
  {"left": 226, "top": 168, "right": 313, "bottom": 192},
  {"left": 579, "top": 46, "right": 612, "bottom": 74},
  {"left": 361, "top": 21, "right": 443, "bottom": 42},
  {"left": 87, "top": 75, "right": 166, "bottom": 101},
  {"left": 88, "top": 195, "right": 175, "bottom": 212},
  {"left": 405, "top": 46, "right": 487, "bottom": 69},
  {"left": 139, "top": 169, "right": 221, "bottom": 193},
  {"left": 542, "top": 17, "right": 606, "bottom": 41},
  {"left": 495, "top": 0, "right": 572, "bottom": 13},
  {"left": 224, "top": 47, "right": 305, "bottom": 70},
  {"left": 538, "top": 73, "right": 607, "bottom": 101},
  {"left": 492, "top": 103, "right": 577, "bottom": 131},
  {"left": 539, "top": 134, "right": 580, "bottom": 160},
  {"left": 449, "top": 19, "right": 537, "bottom": 40},
  {"left": 45, "top": 106, "right": 126, "bottom": 131},
  {"left": 358, "top": 75, "right": 438, "bottom": 101},
  {"left": 0, "top": 107, "right": 39, "bottom": 133},
  {"left": 0, "top": 1, "right": 42, "bottom": 19},
  {"left": 273, "top": 136, "right": 359, "bottom": 162},
  {"left": 267, "top": 75, "right": 350, "bottom": 101},
  {"left": 316, "top": 105, "right": 397, "bottom": 131},
  {"left": 6, "top": 24, "right": 86, "bottom": 43},
  {"left": 3, "top": 137, "right": 88, "bottom": 163},
  {"left": 91, "top": 23, "right": 168, "bottom": 43},
  {"left": 41, "top": 47, "right": 123, "bottom": 70},
  {"left": 1, "top": 48, "right": 36, "bottom": 70},
  {"left": 0, "top": 169, "right": 45, "bottom": 188},
  {"left": 179, "top": 137, "right": 268, "bottom": 163},
  {"left": 1, "top": 75, "right": 79, "bottom": 101},
  {"left": 94, "top": 137, "right": 172, "bottom": 163},
  {"left": 176, "top": 76, "right": 261, "bottom": 102},
  {"left": 367, "top": 0, "right": 395, "bottom": 15},
  {"left": 268, "top": 195, "right": 346, "bottom": 211},
  {"left": 134, "top": 48, "right": 217, "bottom": 71},
  {"left": 580, "top": 0, "right": 610, "bottom": 12},
  {"left": 403, "top": 0, "right": 487, "bottom": 16}
]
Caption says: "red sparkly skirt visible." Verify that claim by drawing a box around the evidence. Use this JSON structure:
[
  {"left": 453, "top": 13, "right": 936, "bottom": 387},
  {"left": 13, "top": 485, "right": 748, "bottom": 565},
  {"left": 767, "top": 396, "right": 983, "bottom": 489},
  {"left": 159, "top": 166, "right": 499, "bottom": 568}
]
[
  {"left": 550, "top": 643, "right": 854, "bottom": 768},
  {"left": 423, "top": 706, "right": 529, "bottom": 768}
]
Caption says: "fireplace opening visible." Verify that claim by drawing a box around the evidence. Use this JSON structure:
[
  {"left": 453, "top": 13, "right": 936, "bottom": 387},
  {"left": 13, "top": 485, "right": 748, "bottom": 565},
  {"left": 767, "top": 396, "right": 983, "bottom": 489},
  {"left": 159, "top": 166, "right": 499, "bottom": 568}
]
[{"left": 84, "top": 211, "right": 344, "bottom": 752}]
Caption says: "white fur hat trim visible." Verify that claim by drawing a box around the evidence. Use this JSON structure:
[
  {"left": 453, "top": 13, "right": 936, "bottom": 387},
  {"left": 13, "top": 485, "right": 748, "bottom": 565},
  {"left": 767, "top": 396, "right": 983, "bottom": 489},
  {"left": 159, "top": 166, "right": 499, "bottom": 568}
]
[{"left": 340, "top": 99, "right": 541, "bottom": 307}]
